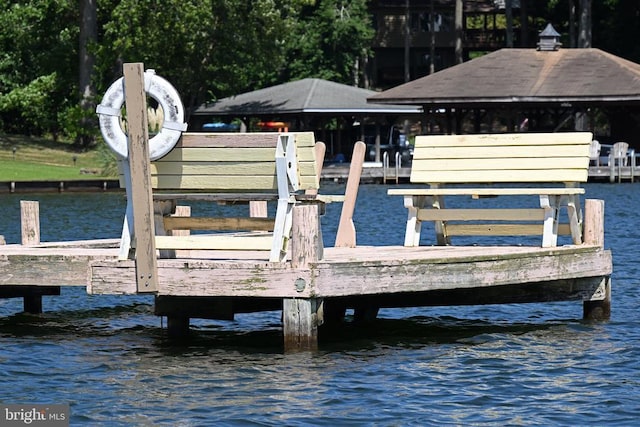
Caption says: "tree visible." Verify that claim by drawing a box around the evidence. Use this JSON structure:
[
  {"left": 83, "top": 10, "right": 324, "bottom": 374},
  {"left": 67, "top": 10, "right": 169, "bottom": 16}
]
[
  {"left": 283, "top": 0, "right": 374, "bottom": 86},
  {"left": 0, "top": 0, "right": 78, "bottom": 139},
  {"left": 95, "top": 0, "right": 295, "bottom": 117},
  {"left": 78, "top": 0, "right": 97, "bottom": 147}
]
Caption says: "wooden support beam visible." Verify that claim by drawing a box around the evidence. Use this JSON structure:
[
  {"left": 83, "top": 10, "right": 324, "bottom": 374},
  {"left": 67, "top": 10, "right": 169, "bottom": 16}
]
[
  {"left": 582, "top": 199, "right": 610, "bottom": 320},
  {"left": 284, "top": 203, "right": 323, "bottom": 351},
  {"left": 123, "top": 63, "right": 158, "bottom": 293},
  {"left": 283, "top": 298, "right": 320, "bottom": 351},
  {"left": 23, "top": 295, "right": 43, "bottom": 314},
  {"left": 20, "top": 201, "right": 42, "bottom": 312}
]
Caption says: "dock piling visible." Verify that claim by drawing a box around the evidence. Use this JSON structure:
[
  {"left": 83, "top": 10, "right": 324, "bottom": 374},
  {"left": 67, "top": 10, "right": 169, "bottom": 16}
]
[
  {"left": 284, "top": 203, "right": 323, "bottom": 351},
  {"left": 583, "top": 199, "right": 611, "bottom": 320}
]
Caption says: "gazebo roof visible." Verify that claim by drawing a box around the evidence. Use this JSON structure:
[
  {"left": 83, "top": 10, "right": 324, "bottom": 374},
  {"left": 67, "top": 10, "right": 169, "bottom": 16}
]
[
  {"left": 368, "top": 48, "right": 640, "bottom": 108},
  {"left": 194, "top": 78, "right": 421, "bottom": 117}
]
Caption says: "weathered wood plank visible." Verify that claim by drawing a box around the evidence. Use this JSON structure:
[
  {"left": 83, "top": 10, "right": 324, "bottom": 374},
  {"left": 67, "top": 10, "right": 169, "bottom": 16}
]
[
  {"left": 311, "top": 248, "right": 612, "bottom": 298},
  {"left": 443, "top": 223, "right": 571, "bottom": 236},
  {"left": 413, "top": 146, "right": 589, "bottom": 160},
  {"left": 413, "top": 157, "right": 589, "bottom": 170},
  {"left": 417, "top": 208, "right": 545, "bottom": 221},
  {"left": 410, "top": 169, "right": 588, "bottom": 183},
  {"left": 20, "top": 201, "right": 40, "bottom": 246},
  {"left": 283, "top": 298, "right": 320, "bottom": 351},
  {"left": 87, "top": 245, "right": 612, "bottom": 297},
  {"left": 163, "top": 216, "right": 274, "bottom": 232},
  {"left": 417, "top": 132, "right": 593, "bottom": 147},
  {"left": 153, "top": 234, "right": 273, "bottom": 250},
  {"left": 123, "top": 62, "right": 158, "bottom": 293}
]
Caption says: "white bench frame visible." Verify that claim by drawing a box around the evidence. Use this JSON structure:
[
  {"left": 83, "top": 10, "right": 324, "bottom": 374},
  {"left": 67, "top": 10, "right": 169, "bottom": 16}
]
[{"left": 388, "top": 132, "right": 592, "bottom": 247}]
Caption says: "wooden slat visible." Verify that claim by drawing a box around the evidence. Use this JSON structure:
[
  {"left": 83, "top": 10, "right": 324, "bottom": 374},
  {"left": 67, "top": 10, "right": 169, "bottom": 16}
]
[
  {"left": 164, "top": 216, "right": 274, "bottom": 231},
  {"left": 445, "top": 223, "right": 572, "bottom": 236},
  {"left": 150, "top": 174, "right": 318, "bottom": 191},
  {"left": 413, "top": 145, "right": 590, "bottom": 160},
  {"left": 418, "top": 208, "right": 545, "bottom": 222},
  {"left": 415, "top": 132, "right": 593, "bottom": 147},
  {"left": 411, "top": 157, "right": 589, "bottom": 170},
  {"left": 410, "top": 169, "right": 588, "bottom": 183},
  {"left": 152, "top": 161, "right": 277, "bottom": 176},
  {"left": 179, "top": 132, "right": 280, "bottom": 148},
  {"left": 154, "top": 234, "right": 273, "bottom": 250},
  {"left": 158, "top": 147, "right": 279, "bottom": 162}
]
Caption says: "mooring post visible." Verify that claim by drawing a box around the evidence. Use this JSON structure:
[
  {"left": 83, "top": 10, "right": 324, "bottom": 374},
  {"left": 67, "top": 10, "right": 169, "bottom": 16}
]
[
  {"left": 20, "top": 201, "right": 43, "bottom": 313},
  {"left": 582, "top": 199, "right": 611, "bottom": 320},
  {"left": 283, "top": 203, "right": 322, "bottom": 351},
  {"left": 123, "top": 62, "right": 159, "bottom": 293},
  {"left": 21, "top": 200, "right": 40, "bottom": 246}
]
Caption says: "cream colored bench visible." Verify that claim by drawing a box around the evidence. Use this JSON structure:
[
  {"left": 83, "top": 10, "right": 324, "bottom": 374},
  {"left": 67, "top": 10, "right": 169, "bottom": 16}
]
[
  {"left": 388, "top": 132, "right": 592, "bottom": 247},
  {"left": 120, "top": 132, "right": 320, "bottom": 262}
]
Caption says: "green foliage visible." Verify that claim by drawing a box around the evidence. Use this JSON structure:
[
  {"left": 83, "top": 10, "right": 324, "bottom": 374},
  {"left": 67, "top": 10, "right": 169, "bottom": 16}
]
[
  {"left": 284, "top": 0, "right": 374, "bottom": 84},
  {"left": 0, "top": 73, "right": 58, "bottom": 135},
  {"left": 96, "top": 0, "right": 292, "bottom": 112},
  {"left": 0, "top": 0, "right": 77, "bottom": 137}
]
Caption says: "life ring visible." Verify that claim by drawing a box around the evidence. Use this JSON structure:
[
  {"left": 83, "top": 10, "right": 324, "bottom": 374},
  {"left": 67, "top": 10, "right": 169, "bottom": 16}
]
[{"left": 96, "top": 69, "right": 187, "bottom": 160}]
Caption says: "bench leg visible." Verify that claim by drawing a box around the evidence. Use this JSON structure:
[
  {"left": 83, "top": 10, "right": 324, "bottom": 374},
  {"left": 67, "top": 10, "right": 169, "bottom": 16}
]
[
  {"left": 270, "top": 198, "right": 293, "bottom": 262},
  {"left": 403, "top": 196, "right": 425, "bottom": 246},
  {"left": 432, "top": 195, "right": 450, "bottom": 245},
  {"left": 565, "top": 194, "right": 583, "bottom": 245},
  {"left": 119, "top": 199, "right": 134, "bottom": 260},
  {"left": 540, "top": 195, "right": 560, "bottom": 247}
]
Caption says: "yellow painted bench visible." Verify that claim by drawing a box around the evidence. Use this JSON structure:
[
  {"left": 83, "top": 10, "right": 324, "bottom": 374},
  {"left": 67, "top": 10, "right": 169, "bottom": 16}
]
[
  {"left": 119, "top": 131, "right": 365, "bottom": 262},
  {"left": 388, "top": 132, "right": 592, "bottom": 247}
]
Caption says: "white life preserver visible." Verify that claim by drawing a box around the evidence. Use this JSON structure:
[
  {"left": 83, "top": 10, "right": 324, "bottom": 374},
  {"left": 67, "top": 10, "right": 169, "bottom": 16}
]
[{"left": 96, "top": 69, "right": 187, "bottom": 160}]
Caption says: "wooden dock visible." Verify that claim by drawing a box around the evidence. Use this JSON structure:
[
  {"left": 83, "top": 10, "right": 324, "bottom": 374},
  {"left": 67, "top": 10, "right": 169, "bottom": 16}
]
[{"left": 0, "top": 198, "right": 613, "bottom": 350}]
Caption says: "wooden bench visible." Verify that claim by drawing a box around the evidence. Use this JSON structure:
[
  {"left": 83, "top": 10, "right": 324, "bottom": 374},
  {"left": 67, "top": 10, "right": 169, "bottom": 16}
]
[
  {"left": 119, "top": 132, "right": 365, "bottom": 262},
  {"left": 120, "top": 131, "right": 317, "bottom": 262},
  {"left": 388, "top": 132, "right": 592, "bottom": 247}
]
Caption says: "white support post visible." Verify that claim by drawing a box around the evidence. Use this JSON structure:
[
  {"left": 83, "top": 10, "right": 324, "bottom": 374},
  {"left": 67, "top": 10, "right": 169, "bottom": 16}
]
[
  {"left": 540, "top": 194, "right": 560, "bottom": 247},
  {"left": 403, "top": 196, "right": 422, "bottom": 247}
]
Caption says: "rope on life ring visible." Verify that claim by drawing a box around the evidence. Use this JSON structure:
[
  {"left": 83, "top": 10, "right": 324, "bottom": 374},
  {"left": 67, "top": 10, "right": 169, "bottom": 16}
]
[{"left": 96, "top": 69, "right": 187, "bottom": 160}]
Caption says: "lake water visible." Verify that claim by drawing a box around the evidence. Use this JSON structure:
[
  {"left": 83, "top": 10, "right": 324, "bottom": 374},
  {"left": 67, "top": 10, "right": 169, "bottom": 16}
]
[{"left": 0, "top": 182, "right": 638, "bottom": 426}]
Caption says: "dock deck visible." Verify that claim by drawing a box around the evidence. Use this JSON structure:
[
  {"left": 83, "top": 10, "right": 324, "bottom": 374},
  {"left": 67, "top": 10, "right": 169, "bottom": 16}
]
[{"left": 0, "top": 236, "right": 612, "bottom": 349}]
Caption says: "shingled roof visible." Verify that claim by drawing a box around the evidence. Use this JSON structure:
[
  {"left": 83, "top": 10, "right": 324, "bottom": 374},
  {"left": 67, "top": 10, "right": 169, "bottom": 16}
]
[
  {"left": 368, "top": 48, "right": 640, "bottom": 108},
  {"left": 194, "top": 78, "right": 421, "bottom": 117}
]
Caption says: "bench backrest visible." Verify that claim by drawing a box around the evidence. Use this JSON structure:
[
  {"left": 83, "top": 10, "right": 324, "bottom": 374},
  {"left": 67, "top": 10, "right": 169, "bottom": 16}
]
[
  {"left": 410, "top": 132, "right": 592, "bottom": 184},
  {"left": 120, "top": 131, "right": 319, "bottom": 193}
]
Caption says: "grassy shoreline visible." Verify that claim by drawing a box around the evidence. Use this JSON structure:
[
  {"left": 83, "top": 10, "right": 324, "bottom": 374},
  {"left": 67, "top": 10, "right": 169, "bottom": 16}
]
[{"left": 0, "top": 134, "right": 115, "bottom": 181}]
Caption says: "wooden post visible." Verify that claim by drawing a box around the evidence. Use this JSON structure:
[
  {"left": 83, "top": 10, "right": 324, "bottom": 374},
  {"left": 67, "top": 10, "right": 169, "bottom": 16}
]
[
  {"left": 582, "top": 199, "right": 610, "bottom": 320},
  {"left": 123, "top": 63, "right": 158, "bottom": 293},
  {"left": 20, "top": 201, "right": 40, "bottom": 245},
  {"left": 20, "top": 201, "right": 43, "bottom": 313},
  {"left": 284, "top": 203, "right": 322, "bottom": 351},
  {"left": 335, "top": 141, "right": 365, "bottom": 248}
]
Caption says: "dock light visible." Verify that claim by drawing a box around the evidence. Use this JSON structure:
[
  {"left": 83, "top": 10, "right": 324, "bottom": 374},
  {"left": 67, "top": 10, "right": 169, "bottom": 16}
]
[
  {"left": 12, "top": 146, "right": 16, "bottom": 159},
  {"left": 73, "top": 155, "right": 77, "bottom": 166}
]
